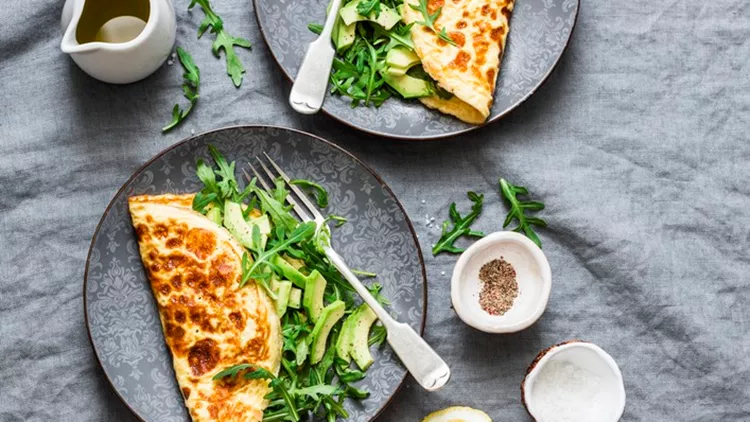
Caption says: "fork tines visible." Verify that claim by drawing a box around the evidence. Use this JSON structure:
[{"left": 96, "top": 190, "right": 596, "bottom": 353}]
[{"left": 244, "top": 153, "right": 324, "bottom": 224}]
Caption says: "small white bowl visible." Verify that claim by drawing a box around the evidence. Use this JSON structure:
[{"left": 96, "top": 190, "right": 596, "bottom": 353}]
[
  {"left": 522, "top": 341, "right": 626, "bottom": 422},
  {"left": 450, "top": 231, "right": 551, "bottom": 333}
]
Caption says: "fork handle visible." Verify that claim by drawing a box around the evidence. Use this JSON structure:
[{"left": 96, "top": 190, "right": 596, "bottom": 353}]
[{"left": 323, "top": 247, "right": 451, "bottom": 391}]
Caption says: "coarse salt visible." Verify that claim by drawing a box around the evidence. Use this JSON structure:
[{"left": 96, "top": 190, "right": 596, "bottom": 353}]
[{"left": 531, "top": 360, "right": 608, "bottom": 422}]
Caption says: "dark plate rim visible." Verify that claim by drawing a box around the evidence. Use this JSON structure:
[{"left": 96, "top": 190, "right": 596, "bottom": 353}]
[
  {"left": 83, "top": 124, "right": 429, "bottom": 422},
  {"left": 253, "top": 0, "right": 580, "bottom": 141}
]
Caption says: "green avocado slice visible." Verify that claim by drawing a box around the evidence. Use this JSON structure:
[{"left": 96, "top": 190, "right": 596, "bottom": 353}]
[
  {"left": 303, "top": 270, "right": 327, "bottom": 323},
  {"left": 349, "top": 304, "right": 379, "bottom": 370},
  {"left": 339, "top": 0, "right": 401, "bottom": 30},
  {"left": 310, "top": 300, "right": 346, "bottom": 364}
]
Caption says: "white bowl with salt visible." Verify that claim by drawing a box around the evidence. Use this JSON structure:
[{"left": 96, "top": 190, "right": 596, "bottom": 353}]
[{"left": 522, "top": 341, "right": 626, "bottom": 422}]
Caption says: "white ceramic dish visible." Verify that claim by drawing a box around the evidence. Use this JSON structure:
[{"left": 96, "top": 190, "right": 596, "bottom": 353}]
[
  {"left": 60, "top": 0, "right": 176, "bottom": 84},
  {"left": 451, "top": 231, "right": 551, "bottom": 333},
  {"left": 521, "top": 341, "right": 626, "bottom": 422}
]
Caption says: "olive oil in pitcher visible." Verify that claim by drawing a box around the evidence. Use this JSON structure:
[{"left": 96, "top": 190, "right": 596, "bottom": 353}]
[{"left": 75, "top": 0, "right": 150, "bottom": 44}]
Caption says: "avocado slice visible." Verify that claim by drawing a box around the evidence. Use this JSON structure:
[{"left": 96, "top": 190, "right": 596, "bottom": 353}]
[
  {"left": 206, "top": 207, "right": 223, "bottom": 226},
  {"left": 335, "top": 312, "right": 354, "bottom": 362},
  {"left": 386, "top": 47, "right": 420, "bottom": 70},
  {"left": 349, "top": 304, "right": 379, "bottom": 370},
  {"left": 288, "top": 287, "right": 302, "bottom": 309},
  {"left": 334, "top": 20, "right": 356, "bottom": 53},
  {"left": 283, "top": 254, "right": 305, "bottom": 270},
  {"left": 223, "top": 201, "right": 271, "bottom": 250},
  {"left": 384, "top": 66, "right": 408, "bottom": 76},
  {"left": 380, "top": 72, "right": 433, "bottom": 99},
  {"left": 271, "top": 279, "right": 293, "bottom": 316},
  {"left": 272, "top": 255, "right": 308, "bottom": 288},
  {"left": 339, "top": 0, "right": 400, "bottom": 30},
  {"left": 303, "top": 270, "right": 327, "bottom": 323},
  {"left": 310, "top": 300, "right": 346, "bottom": 364}
]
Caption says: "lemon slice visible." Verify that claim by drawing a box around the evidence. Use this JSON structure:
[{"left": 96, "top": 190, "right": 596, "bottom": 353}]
[{"left": 422, "top": 406, "right": 492, "bottom": 422}]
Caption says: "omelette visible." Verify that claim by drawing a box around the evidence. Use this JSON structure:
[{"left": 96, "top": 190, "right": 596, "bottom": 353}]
[
  {"left": 402, "top": 0, "right": 515, "bottom": 124},
  {"left": 128, "top": 194, "right": 282, "bottom": 422}
]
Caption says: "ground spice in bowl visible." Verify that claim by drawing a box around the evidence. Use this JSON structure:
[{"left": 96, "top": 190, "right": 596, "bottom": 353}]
[{"left": 478, "top": 258, "right": 518, "bottom": 315}]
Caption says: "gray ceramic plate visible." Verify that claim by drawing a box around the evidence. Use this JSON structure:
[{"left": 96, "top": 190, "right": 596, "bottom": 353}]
[
  {"left": 254, "top": 0, "right": 579, "bottom": 140},
  {"left": 84, "top": 125, "right": 427, "bottom": 422}
]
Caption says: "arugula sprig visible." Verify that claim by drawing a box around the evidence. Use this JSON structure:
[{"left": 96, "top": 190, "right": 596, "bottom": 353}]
[
  {"left": 214, "top": 364, "right": 300, "bottom": 422},
  {"left": 408, "top": 0, "right": 456, "bottom": 46},
  {"left": 357, "top": 0, "right": 382, "bottom": 17},
  {"left": 432, "top": 192, "right": 485, "bottom": 255},
  {"left": 240, "top": 222, "right": 317, "bottom": 287},
  {"left": 192, "top": 145, "right": 244, "bottom": 213},
  {"left": 499, "top": 178, "right": 547, "bottom": 248},
  {"left": 163, "top": 47, "right": 200, "bottom": 132},
  {"left": 290, "top": 179, "right": 329, "bottom": 208},
  {"left": 189, "top": 0, "right": 252, "bottom": 87}
]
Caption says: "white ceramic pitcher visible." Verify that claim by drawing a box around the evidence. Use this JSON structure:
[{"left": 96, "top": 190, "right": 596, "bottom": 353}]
[{"left": 61, "top": 0, "right": 176, "bottom": 84}]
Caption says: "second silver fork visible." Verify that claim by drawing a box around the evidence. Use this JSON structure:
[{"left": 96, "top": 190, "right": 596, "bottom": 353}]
[{"left": 247, "top": 153, "right": 451, "bottom": 392}]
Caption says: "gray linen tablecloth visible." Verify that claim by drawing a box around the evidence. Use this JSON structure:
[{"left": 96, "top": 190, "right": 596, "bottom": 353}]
[{"left": 2, "top": 0, "right": 749, "bottom": 420}]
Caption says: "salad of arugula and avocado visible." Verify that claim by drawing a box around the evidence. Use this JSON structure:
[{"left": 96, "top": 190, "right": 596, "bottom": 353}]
[
  {"left": 308, "top": 0, "right": 453, "bottom": 107},
  {"left": 193, "top": 146, "right": 389, "bottom": 421}
]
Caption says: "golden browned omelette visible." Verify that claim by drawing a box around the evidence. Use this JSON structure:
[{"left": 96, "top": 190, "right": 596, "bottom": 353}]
[
  {"left": 403, "top": 0, "right": 515, "bottom": 124},
  {"left": 128, "top": 194, "right": 282, "bottom": 422}
]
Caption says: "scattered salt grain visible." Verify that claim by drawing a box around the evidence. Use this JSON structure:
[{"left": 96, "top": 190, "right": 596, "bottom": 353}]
[
  {"left": 531, "top": 360, "right": 608, "bottom": 422},
  {"left": 440, "top": 271, "right": 445, "bottom": 276},
  {"left": 421, "top": 199, "right": 426, "bottom": 204},
  {"left": 191, "top": 129, "right": 195, "bottom": 135}
]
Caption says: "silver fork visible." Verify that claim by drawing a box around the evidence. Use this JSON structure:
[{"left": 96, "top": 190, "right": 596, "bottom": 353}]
[
  {"left": 246, "top": 153, "right": 451, "bottom": 392},
  {"left": 288, "top": 0, "right": 343, "bottom": 114}
]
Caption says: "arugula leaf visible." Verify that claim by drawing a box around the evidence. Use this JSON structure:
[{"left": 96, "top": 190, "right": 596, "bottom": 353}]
[
  {"left": 241, "top": 251, "right": 277, "bottom": 299},
  {"left": 163, "top": 47, "right": 200, "bottom": 132},
  {"left": 356, "top": 0, "right": 381, "bottom": 17},
  {"left": 215, "top": 364, "right": 300, "bottom": 421},
  {"left": 368, "top": 282, "right": 390, "bottom": 306},
  {"left": 291, "top": 384, "right": 338, "bottom": 400},
  {"left": 432, "top": 191, "right": 485, "bottom": 255},
  {"left": 295, "top": 336, "right": 309, "bottom": 366},
  {"left": 368, "top": 324, "right": 387, "bottom": 347},
  {"left": 351, "top": 269, "right": 375, "bottom": 277},
  {"left": 290, "top": 179, "right": 329, "bottom": 208},
  {"left": 212, "top": 363, "right": 273, "bottom": 380},
  {"left": 308, "top": 23, "right": 324, "bottom": 35},
  {"left": 337, "top": 367, "right": 366, "bottom": 383},
  {"left": 188, "top": 0, "right": 252, "bottom": 87},
  {"left": 437, "top": 27, "right": 457, "bottom": 47},
  {"left": 499, "top": 178, "right": 547, "bottom": 248},
  {"left": 242, "top": 222, "right": 317, "bottom": 285},
  {"left": 345, "top": 385, "right": 370, "bottom": 399},
  {"left": 252, "top": 186, "right": 298, "bottom": 234},
  {"left": 408, "top": 0, "right": 456, "bottom": 45},
  {"left": 325, "top": 215, "right": 347, "bottom": 228},
  {"left": 191, "top": 144, "right": 242, "bottom": 212},
  {"left": 195, "top": 159, "right": 217, "bottom": 191}
]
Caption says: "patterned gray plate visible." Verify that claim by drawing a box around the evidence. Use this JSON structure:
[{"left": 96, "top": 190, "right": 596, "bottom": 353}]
[
  {"left": 84, "top": 125, "right": 427, "bottom": 422},
  {"left": 254, "top": 0, "right": 579, "bottom": 140}
]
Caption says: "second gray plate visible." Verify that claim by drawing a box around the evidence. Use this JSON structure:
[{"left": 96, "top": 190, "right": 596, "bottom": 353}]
[{"left": 254, "top": 0, "right": 579, "bottom": 140}]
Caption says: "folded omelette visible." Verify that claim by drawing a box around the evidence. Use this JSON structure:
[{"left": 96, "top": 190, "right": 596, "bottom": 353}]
[
  {"left": 129, "top": 194, "right": 282, "bottom": 422},
  {"left": 403, "top": 0, "right": 515, "bottom": 124}
]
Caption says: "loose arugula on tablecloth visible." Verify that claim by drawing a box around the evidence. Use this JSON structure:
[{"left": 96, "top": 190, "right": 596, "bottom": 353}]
[
  {"left": 194, "top": 146, "right": 391, "bottom": 422},
  {"left": 163, "top": 48, "right": 200, "bottom": 132},
  {"left": 432, "top": 191, "right": 485, "bottom": 255},
  {"left": 189, "top": 0, "right": 252, "bottom": 87},
  {"left": 499, "top": 178, "right": 547, "bottom": 248}
]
